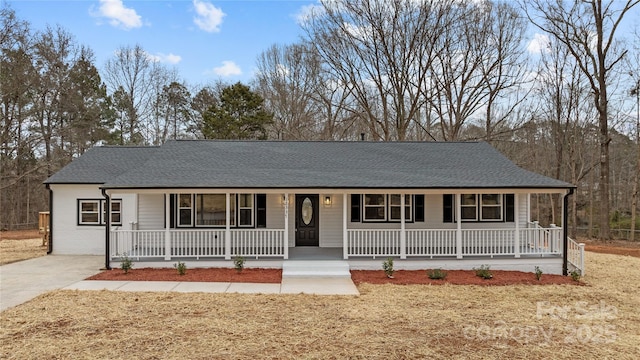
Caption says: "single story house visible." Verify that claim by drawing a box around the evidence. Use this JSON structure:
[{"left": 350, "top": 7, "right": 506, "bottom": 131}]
[{"left": 44, "top": 140, "right": 583, "bottom": 275}]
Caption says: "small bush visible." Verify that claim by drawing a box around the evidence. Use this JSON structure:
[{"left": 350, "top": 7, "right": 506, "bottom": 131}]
[
  {"left": 535, "top": 266, "right": 543, "bottom": 281},
  {"left": 570, "top": 270, "right": 581, "bottom": 282},
  {"left": 174, "top": 261, "right": 187, "bottom": 275},
  {"left": 119, "top": 253, "right": 133, "bottom": 274},
  {"left": 382, "top": 257, "right": 395, "bottom": 278},
  {"left": 234, "top": 256, "right": 245, "bottom": 273},
  {"left": 474, "top": 265, "right": 493, "bottom": 279},
  {"left": 427, "top": 268, "right": 447, "bottom": 280}
]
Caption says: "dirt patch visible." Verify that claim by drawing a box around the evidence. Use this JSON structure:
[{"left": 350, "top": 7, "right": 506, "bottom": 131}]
[
  {"left": 578, "top": 238, "right": 640, "bottom": 258},
  {"left": 351, "top": 269, "right": 580, "bottom": 286},
  {"left": 0, "top": 229, "right": 40, "bottom": 240},
  {"left": 87, "top": 267, "right": 282, "bottom": 283}
]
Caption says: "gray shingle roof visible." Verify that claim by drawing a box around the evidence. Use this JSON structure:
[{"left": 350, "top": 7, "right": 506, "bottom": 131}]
[
  {"left": 45, "top": 140, "right": 573, "bottom": 189},
  {"left": 44, "top": 146, "right": 158, "bottom": 184}
]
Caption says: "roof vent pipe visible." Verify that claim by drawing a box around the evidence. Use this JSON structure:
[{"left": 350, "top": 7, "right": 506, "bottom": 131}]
[{"left": 360, "top": 133, "right": 365, "bottom": 141}]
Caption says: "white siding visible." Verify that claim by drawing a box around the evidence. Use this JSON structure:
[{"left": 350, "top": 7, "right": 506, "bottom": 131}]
[
  {"left": 49, "top": 185, "right": 135, "bottom": 255},
  {"left": 138, "top": 194, "right": 165, "bottom": 230},
  {"left": 319, "top": 194, "right": 342, "bottom": 247}
]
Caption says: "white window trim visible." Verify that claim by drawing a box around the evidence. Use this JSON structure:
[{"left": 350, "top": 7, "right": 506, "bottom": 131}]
[
  {"left": 480, "top": 194, "right": 503, "bottom": 221},
  {"left": 237, "top": 194, "right": 254, "bottom": 227},
  {"left": 195, "top": 194, "right": 229, "bottom": 227},
  {"left": 363, "top": 194, "right": 387, "bottom": 222},
  {"left": 389, "top": 194, "right": 412, "bottom": 222},
  {"left": 461, "top": 194, "right": 478, "bottom": 221},
  {"left": 103, "top": 199, "right": 122, "bottom": 226},
  {"left": 177, "top": 194, "right": 193, "bottom": 227},
  {"left": 78, "top": 200, "right": 101, "bottom": 225},
  {"left": 460, "top": 194, "right": 504, "bottom": 222}
]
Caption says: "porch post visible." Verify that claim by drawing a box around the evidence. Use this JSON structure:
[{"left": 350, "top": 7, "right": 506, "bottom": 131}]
[
  {"left": 456, "top": 193, "right": 462, "bottom": 259},
  {"left": 164, "top": 193, "right": 171, "bottom": 260},
  {"left": 284, "top": 193, "right": 289, "bottom": 260},
  {"left": 400, "top": 194, "right": 406, "bottom": 259},
  {"left": 343, "top": 193, "right": 348, "bottom": 259},
  {"left": 225, "top": 193, "right": 231, "bottom": 260},
  {"left": 514, "top": 193, "right": 520, "bottom": 258}
]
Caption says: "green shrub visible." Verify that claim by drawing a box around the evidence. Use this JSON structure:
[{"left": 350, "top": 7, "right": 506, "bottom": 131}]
[
  {"left": 119, "top": 253, "right": 133, "bottom": 274},
  {"left": 174, "top": 261, "right": 187, "bottom": 275},
  {"left": 234, "top": 256, "right": 245, "bottom": 273},
  {"left": 382, "top": 257, "right": 395, "bottom": 278},
  {"left": 570, "top": 270, "right": 581, "bottom": 282},
  {"left": 474, "top": 265, "right": 493, "bottom": 279},
  {"left": 427, "top": 268, "right": 447, "bottom": 280},
  {"left": 535, "top": 266, "right": 543, "bottom": 281}
]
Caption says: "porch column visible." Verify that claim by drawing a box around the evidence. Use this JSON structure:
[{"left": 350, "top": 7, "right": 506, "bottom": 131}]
[
  {"left": 343, "top": 193, "right": 348, "bottom": 259},
  {"left": 284, "top": 193, "right": 289, "bottom": 260},
  {"left": 164, "top": 193, "right": 171, "bottom": 260},
  {"left": 225, "top": 193, "right": 231, "bottom": 260},
  {"left": 400, "top": 194, "right": 406, "bottom": 259},
  {"left": 514, "top": 193, "right": 520, "bottom": 258},
  {"left": 456, "top": 193, "right": 462, "bottom": 259}
]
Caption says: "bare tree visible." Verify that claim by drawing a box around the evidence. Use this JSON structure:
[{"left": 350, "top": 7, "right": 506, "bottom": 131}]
[
  {"left": 103, "top": 44, "right": 162, "bottom": 144},
  {"left": 526, "top": 0, "right": 639, "bottom": 239},
  {"left": 303, "top": 0, "right": 451, "bottom": 140}
]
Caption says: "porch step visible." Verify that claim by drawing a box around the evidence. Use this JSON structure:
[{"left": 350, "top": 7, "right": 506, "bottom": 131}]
[{"left": 282, "top": 260, "right": 351, "bottom": 278}]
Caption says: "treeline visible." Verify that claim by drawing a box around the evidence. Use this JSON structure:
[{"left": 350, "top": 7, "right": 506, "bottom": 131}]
[{"left": 1, "top": 1, "right": 638, "bottom": 239}]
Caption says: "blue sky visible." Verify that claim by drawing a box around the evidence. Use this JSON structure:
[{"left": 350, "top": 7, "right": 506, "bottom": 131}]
[{"left": 9, "top": 0, "right": 318, "bottom": 86}]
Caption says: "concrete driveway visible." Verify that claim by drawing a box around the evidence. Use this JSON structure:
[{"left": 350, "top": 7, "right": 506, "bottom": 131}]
[{"left": 0, "top": 255, "right": 102, "bottom": 312}]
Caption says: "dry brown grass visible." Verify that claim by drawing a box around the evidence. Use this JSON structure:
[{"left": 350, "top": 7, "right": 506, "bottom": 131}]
[
  {"left": 1, "top": 251, "right": 639, "bottom": 359},
  {"left": 0, "top": 239, "right": 47, "bottom": 265}
]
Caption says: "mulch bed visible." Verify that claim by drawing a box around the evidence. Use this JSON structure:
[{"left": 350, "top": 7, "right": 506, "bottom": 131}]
[
  {"left": 351, "top": 269, "right": 582, "bottom": 286},
  {"left": 87, "top": 268, "right": 282, "bottom": 283},
  {"left": 88, "top": 267, "right": 581, "bottom": 286}
]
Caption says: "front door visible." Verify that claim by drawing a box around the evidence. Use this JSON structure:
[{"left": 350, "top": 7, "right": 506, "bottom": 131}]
[{"left": 295, "top": 194, "right": 319, "bottom": 246}]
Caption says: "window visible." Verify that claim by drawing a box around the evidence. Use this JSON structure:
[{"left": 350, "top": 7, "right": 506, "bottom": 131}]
[
  {"left": 104, "top": 200, "right": 122, "bottom": 225},
  {"left": 389, "top": 194, "right": 412, "bottom": 221},
  {"left": 461, "top": 194, "right": 478, "bottom": 220},
  {"left": 175, "top": 193, "right": 262, "bottom": 228},
  {"left": 178, "top": 194, "right": 192, "bottom": 226},
  {"left": 79, "top": 200, "right": 100, "bottom": 225},
  {"left": 363, "top": 194, "right": 386, "bottom": 221},
  {"left": 238, "top": 194, "right": 253, "bottom": 227},
  {"left": 196, "top": 194, "right": 228, "bottom": 226},
  {"left": 78, "top": 199, "right": 122, "bottom": 226},
  {"left": 480, "top": 194, "right": 502, "bottom": 221},
  {"left": 442, "top": 194, "right": 512, "bottom": 222}
]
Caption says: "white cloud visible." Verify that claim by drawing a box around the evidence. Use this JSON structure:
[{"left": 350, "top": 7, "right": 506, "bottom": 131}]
[
  {"left": 193, "top": 0, "right": 225, "bottom": 33},
  {"left": 527, "top": 33, "right": 550, "bottom": 54},
  {"left": 295, "top": 3, "right": 325, "bottom": 25},
  {"left": 211, "top": 61, "right": 242, "bottom": 77},
  {"left": 94, "top": 0, "right": 142, "bottom": 30},
  {"left": 147, "top": 53, "right": 182, "bottom": 64}
]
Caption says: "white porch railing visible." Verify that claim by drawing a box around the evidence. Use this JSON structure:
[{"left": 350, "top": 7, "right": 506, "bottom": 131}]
[
  {"left": 567, "top": 237, "right": 586, "bottom": 275},
  {"left": 347, "top": 227, "right": 561, "bottom": 259},
  {"left": 110, "top": 229, "right": 285, "bottom": 260},
  {"left": 231, "top": 229, "right": 285, "bottom": 258},
  {"left": 347, "top": 229, "right": 401, "bottom": 257}
]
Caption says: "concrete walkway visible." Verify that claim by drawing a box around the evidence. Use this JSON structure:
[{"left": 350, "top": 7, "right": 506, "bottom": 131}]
[
  {"left": 1, "top": 256, "right": 359, "bottom": 311},
  {"left": 0, "top": 255, "right": 103, "bottom": 311},
  {"left": 64, "top": 277, "right": 359, "bottom": 296}
]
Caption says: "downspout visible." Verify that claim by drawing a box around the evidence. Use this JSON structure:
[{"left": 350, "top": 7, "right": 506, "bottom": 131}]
[
  {"left": 46, "top": 184, "right": 53, "bottom": 254},
  {"left": 562, "top": 187, "right": 575, "bottom": 276},
  {"left": 101, "top": 188, "right": 111, "bottom": 270}
]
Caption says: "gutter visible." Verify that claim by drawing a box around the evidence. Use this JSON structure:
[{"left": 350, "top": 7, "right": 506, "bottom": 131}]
[
  {"left": 562, "top": 187, "right": 575, "bottom": 276},
  {"left": 101, "top": 188, "right": 111, "bottom": 270},
  {"left": 46, "top": 184, "right": 53, "bottom": 254}
]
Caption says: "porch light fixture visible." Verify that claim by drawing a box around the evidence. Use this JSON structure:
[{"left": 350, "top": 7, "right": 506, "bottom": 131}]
[{"left": 324, "top": 195, "right": 332, "bottom": 207}]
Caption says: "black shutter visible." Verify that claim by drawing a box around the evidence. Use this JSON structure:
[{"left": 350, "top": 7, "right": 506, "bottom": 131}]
[
  {"left": 443, "top": 194, "right": 453, "bottom": 223},
  {"left": 256, "top": 194, "right": 267, "bottom": 228},
  {"left": 414, "top": 195, "right": 425, "bottom": 222},
  {"left": 351, "top": 194, "right": 361, "bottom": 222},
  {"left": 505, "top": 194, "right": 515, "bottom": 222},
  {"left": 169, "top": 194, "right": 175, "bottom": 228}
]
